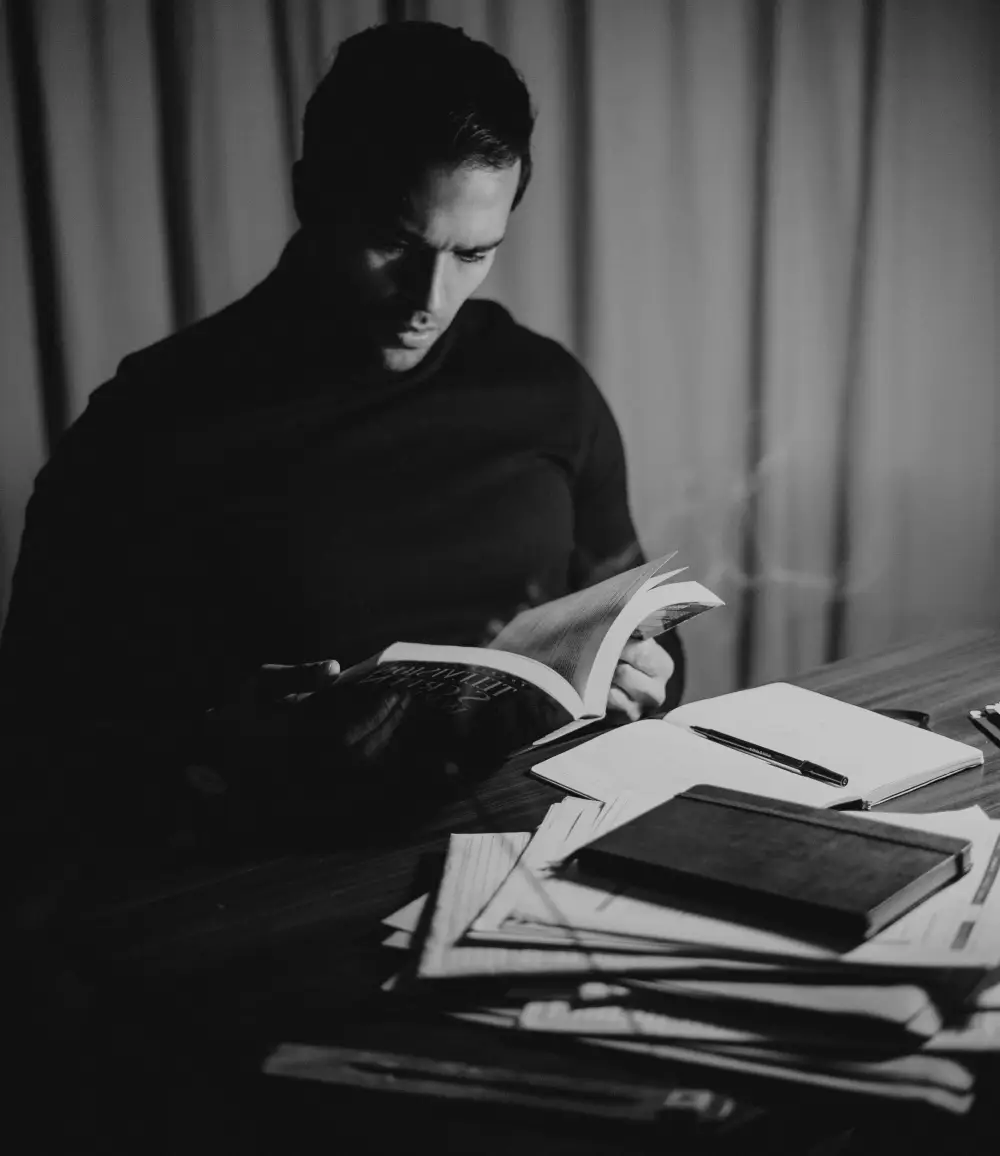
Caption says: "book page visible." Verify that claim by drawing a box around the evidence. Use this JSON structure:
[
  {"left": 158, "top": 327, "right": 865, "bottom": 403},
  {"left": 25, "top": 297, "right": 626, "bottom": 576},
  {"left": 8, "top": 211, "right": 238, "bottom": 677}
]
[
  {"left": 529, "top": 720, "right": 840, "bottom": 807},
  {"left": 666, "top": 682, "right": 984, "bottom": 806},
  {"left": 487, "top": 554, "right": 682, "bottom": 708},
  {"left": 576, "top": 581, "right": 725, "bottom": 717}
]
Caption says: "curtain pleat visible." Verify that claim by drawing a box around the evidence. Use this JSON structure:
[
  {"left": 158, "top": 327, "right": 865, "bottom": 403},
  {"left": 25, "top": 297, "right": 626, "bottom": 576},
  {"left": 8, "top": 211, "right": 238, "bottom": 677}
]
[
  {"left": 2, "top": 0, "right": 997, "bottom": 698},
  {"left": 0, "top": 1, "right": 48, "bottom": 601}
]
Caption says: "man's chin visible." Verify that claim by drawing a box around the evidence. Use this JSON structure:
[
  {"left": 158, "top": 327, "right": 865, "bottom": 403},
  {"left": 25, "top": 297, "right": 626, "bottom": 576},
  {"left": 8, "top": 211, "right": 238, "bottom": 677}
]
[{"left": 380, "top": 342, "right": 435, "bottom": 373}]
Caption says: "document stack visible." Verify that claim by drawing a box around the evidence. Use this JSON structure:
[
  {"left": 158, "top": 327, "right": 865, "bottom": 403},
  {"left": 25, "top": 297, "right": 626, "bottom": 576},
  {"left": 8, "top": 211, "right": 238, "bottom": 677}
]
[{"left": 382, "top": 791, "right": 1000, "bottom": 1116}]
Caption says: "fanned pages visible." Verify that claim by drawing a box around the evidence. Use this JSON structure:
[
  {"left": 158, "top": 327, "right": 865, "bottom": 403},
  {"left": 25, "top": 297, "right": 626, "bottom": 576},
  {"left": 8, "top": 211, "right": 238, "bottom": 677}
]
[{"left": 330, "top": 554, "right": 723, "bottom": 751}]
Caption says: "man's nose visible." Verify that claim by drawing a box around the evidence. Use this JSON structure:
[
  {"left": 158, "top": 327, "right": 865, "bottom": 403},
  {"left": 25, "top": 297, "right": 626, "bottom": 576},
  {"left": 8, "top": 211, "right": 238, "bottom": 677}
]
[{"left": 404, "top": 250, "right": 447, "bottom": 319}]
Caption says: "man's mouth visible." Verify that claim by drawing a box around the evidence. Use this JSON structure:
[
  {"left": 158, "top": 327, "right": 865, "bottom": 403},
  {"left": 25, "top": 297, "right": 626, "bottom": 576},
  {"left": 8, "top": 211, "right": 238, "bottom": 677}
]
[{"left": 393, "top": 326, "right": 437, "bottom": 348}]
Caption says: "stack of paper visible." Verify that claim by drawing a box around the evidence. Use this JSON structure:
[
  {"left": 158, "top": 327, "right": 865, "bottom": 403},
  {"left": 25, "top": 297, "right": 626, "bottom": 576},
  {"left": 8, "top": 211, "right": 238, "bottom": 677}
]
[{"left": 382, "top": 793, "right": 1000, "bottom": 1115}]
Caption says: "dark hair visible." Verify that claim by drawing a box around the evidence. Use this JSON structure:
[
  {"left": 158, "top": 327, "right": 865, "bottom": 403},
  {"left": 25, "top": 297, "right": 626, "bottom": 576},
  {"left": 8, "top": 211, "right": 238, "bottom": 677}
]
[{"left": 299, "top": 21, "right": 535, "bottom": 223}]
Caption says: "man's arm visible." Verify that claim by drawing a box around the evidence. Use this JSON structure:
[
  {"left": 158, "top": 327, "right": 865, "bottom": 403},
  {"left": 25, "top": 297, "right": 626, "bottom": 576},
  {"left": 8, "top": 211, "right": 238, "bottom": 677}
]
[
  {"left": 0, "top": 373, "right": 231, "bottom": 735},
  {"left": 0, "top": 378, "right": 230, "bottom": 854},
  {"left": 0, "top": 376, "right": 479, "bottom": 856}
]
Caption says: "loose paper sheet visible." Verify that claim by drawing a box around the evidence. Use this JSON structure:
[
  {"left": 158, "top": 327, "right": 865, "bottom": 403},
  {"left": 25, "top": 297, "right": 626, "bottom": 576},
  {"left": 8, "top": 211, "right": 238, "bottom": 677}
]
[
  {"left": 973, "top": 979, "right": 1000, "bottom": 1009},
  {"left": 415, "top": 818, "right": 774, "bottom": 981},
  {"left": 469, "top": 799, "right": 1000, "bottom": 974},
  {"left": 383, "top": 893, "right": 429, "bottom": 934},
  {"left": 925, "top": 1011, "right": 1000, "bottom": 1053},
  {"left": 517, "top": 1000, "right": 913, "bottom": 1050},
  {"left": 574, "top": 1036, "right": 973, "bottom": 1114}
]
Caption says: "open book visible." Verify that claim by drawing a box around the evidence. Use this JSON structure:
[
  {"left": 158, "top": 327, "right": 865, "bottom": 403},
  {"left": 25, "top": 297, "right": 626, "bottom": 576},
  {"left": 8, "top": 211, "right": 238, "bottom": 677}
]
[
  {"left": 530, "top": 682, "right": 985, "bottom": 810},
  {"left": 337, "top": 554, "right": 723, "bottom": 746}
]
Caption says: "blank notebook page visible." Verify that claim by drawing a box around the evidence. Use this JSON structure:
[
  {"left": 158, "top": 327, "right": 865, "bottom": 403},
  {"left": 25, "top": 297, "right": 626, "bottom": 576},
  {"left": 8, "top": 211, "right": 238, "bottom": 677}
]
[{"left": 667, "top": 682, "right": 983, "bottom": 806}]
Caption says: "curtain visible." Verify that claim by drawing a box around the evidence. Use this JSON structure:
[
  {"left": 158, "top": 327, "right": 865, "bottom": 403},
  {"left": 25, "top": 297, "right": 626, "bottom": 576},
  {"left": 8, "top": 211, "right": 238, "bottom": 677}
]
[{"left": 1, "top": 0, "right": 997, "bottom": 702}]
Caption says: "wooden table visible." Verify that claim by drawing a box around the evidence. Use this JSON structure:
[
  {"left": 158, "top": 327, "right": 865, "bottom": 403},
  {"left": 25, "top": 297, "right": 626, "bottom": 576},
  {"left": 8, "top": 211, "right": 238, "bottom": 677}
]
[{"left": 24, "top": 628, "right": 1000, "bottom": 1153}]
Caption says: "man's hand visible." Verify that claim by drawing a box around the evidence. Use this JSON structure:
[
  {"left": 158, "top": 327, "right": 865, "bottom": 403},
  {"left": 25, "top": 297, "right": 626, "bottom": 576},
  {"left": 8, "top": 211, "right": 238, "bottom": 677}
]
[
  {"left": 607, "top": 637, "right": 675, "bottom": 722},
  {"left": 203, "top": 658, "right": 411, "bottom": 764},
  {"left": 248, "top": 659, "right": 343, "bottom": 704}
]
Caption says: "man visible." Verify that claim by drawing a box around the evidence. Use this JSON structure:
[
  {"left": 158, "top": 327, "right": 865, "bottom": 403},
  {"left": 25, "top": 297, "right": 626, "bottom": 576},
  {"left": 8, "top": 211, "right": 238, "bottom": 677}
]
[{"left": 0, "top": 21, "right": 681, "bottom": 852}]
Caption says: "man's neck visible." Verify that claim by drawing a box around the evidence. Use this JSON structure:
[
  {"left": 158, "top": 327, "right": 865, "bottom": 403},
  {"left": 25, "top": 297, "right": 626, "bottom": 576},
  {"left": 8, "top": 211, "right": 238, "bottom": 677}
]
[{"left": 272, "top": 234, "right": 383, "bottom": 375}]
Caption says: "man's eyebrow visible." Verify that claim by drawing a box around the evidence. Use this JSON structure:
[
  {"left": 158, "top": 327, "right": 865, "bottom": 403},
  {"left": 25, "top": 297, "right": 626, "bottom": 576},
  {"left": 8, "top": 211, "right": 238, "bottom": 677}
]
[
  {"left": 453, "top": 236, "right": 505, "bottom": 254},
  {"left": 394, "top": 225, "right": 506, "bottom": 253}
]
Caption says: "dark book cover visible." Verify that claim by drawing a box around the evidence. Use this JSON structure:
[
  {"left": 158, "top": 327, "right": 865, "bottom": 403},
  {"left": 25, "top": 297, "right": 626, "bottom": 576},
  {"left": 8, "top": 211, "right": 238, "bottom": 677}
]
[
  {"left": 356, "top": 660, "right": 562, "bottom": 717},
  {"left": 297, "top": 659, "right": 574, "bottom": 777},
  {"left": 571, "top": 785, "right": 972, "bottom": 944}
]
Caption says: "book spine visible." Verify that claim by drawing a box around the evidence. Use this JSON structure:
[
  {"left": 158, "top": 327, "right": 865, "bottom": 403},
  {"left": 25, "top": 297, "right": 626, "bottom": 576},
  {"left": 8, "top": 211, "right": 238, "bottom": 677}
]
[{"left": 866, "top": 852, "right": 971, "bottom": 936}]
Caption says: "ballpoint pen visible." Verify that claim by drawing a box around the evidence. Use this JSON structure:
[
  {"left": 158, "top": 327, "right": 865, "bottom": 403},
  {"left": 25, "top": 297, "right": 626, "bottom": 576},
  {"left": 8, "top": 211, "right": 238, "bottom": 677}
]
[{"left": 689, "top": 725, "right": 849, "bottom": 788}]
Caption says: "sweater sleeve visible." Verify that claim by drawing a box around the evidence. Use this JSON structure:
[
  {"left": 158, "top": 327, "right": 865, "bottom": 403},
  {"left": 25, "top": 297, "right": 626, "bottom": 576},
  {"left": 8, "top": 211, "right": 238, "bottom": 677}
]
[
  {"left": 0, "top": 371, "right": 204, "bottom": 853},
  {"left": 0, "top": 365, "right": 226, "bottom": 740}
]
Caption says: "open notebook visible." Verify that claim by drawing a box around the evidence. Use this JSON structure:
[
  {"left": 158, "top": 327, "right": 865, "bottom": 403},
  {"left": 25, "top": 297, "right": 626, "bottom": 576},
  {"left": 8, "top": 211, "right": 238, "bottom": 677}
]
[{"left": 531, "top": 682, "right": 984, "bottom": 810}]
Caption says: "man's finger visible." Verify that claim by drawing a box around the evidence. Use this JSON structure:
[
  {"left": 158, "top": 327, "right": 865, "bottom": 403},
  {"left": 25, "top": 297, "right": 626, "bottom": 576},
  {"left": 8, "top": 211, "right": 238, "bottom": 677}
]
[
  {"left": 258, "top": 659, "right": 341, "bottom": 696},
  {"left": 618, "top": 638, "right": 675, "bottom": 684},
  {"left": 607, "top": 684, "right": 641, "bottom": 722},
  {"left": 611, "top": 661, "right": 667, "bottom": 713}
]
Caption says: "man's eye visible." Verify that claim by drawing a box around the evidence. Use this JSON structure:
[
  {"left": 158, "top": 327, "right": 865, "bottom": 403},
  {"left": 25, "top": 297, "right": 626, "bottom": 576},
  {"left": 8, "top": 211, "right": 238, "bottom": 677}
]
[
  {"left": 369, "top": 232, "right": 408, "bottom": 255},
  {"left": 456, "top": 251, "right": 489, "bottom": 265}
]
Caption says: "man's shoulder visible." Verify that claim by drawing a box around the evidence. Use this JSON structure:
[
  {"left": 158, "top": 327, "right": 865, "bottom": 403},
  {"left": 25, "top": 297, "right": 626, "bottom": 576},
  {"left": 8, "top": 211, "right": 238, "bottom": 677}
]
[
  {"left": 112, "top": 282, "right": 275, "bottom": 400},
  {"left": 459, "top": 298, "right": 591, "bottom": 385},
  {"left": 37, "top": 289, "right": 269, "bottom": 485}
]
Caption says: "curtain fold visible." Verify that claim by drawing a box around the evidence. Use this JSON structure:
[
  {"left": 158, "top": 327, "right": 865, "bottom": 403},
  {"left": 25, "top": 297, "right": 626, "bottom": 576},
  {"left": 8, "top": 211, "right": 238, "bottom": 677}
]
[{"left": 2, "top": 0, "right": 997, "bottom": 700}]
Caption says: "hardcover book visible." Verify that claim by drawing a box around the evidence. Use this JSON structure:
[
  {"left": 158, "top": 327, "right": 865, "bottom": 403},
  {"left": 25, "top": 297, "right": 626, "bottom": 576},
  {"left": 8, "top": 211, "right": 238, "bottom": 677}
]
[{"left": 570, "top": 784, "right": 973, "bottom": 943}]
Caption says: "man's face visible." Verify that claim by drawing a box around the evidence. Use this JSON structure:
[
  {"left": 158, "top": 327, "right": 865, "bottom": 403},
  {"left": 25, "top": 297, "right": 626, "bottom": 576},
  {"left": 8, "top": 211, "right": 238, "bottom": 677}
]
[{"left": 320, "top": 161, "right": 520, "bottom": 372}]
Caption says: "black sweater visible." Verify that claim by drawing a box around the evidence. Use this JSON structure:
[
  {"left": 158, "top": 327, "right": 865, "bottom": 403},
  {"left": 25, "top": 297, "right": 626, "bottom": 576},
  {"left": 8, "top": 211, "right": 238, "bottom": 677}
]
[
  {"left": 1, "top": 245, "right": 645, "bottom": 733},
  {"left": 1, "top": 240, "right": 683, "bottom": 848}
]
